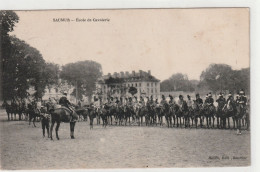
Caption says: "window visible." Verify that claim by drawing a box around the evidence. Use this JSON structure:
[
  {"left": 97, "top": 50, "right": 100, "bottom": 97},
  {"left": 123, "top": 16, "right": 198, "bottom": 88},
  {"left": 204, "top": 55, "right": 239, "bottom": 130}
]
[
  {"left": 147, "top": 88, "right": 149, "bottom": 93},
  {"left": 151, "top": 89, "right": 153, "bottom": 93},
  {"left": 155, "top": 89, "right": 157, "bottom": 93},
  {"left": 151, "top": 83, "right": 153, "bottom": 87},
  {"left": 139, "top": 83, "right": 141, "bottom": 87},
  {"left": 135, "top": 83, "right": 137, "bottom": 87},
  {"left": 132, "top": 83, "right": 133, "bottom": 87},
  {"left": 155, "top": 83, "right": 157, "bottom": 86},
  {"left": 147, "top": 83, "right": 149, "bottom": 87}
]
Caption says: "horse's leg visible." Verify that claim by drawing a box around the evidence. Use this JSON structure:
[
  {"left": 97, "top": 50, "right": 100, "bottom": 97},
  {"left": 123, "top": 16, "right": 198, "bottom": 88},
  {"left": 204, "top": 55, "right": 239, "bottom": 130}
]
[
  {"left": 232, "top": 117, "right": 236, "bottom": 129},
  {"left": 227, "top": 117, "right": 230, "bottom": 129},
  {"left": 90, "top": 117, "right": 93, "bottom": 129},
  {"left": 55, "top": 122, "right": 60, "bottom": 140},
  {"left": 7, "top": 112, "right": 10, "bottom": 121},
  {"left": 33, "top": 116, "right": 36, "bottom": 127},
  {"left": 50, "top": 121, "right": 55, "bottom": 140},
  {"left": 46, "top": 120, "right": 50, "bottom": 138},
  {"left": 70, "top": 122, "right": 75, "bottom": 139},
  {"left": 41, "top": 120, "right": 45, "bottom": 137}
]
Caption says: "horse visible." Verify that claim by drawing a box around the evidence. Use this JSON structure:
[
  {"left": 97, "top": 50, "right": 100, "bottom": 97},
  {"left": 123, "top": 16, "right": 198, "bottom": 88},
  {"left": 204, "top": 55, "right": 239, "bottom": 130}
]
[
  {"left": 40, "top": 106, "right": 50, "bottom": 138},
  {"left": 99, "top": 105, "right": 108, "bottom": 128},
  {"left": 87, "top": 107, "right": 97, "bottom": 129},
  {"left": 27, "top": 103, "right": 41, "bottom": 127},
  {"left": 233, "top": 103, "right": 246, "bottom": 133},
  {"left": 2, "top": 101, "right": 13, "bottom": 121},
  {"left": 76, "top": 108, "right": 89, "bottom": 121},
  {"left": 203, "top": 104, "right": 216, "bottom": 128},
  {"left": 222, "top": 100, "right": 237, "bottom": 129},
  {"left": 123, "top": 105, "right": 134, "bottom": 126},
  {"left": 215, "top": 102, "right": 226, "bottom": 129},
  {"left": 190, "top": 102, "right": 203, "bottom": 128},
  {"left": 144, "top": 104, "right": 156, "bottom": 126},
  {"left": 174, "top": 103, "right": 188, "bottom": 128},
  {"left": 136, "top": 105, "right": 147, "bottom": 126},
  {"left": 49, "top": 107, "right": 79, "bottom": 140},
  {"left": 116, "top": 105, "right": 125, "bottom": 126},
  {"left": 164, "top": 103, "right": 173, "bottom": 128}
]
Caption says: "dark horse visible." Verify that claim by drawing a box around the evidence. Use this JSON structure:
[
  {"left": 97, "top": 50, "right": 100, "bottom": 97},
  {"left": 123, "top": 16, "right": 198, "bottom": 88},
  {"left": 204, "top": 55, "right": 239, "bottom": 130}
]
[
  {"left": 50, "top": 107, "right": 79, "bottom": 140},
  {"left": 203, "top": 104, "right": 216, "bottom": 128},
  {"left": 27, "top": 103, "right": 41, "bottom": 127},
  {"left": 2, "top": 101, "right": 13, "bottom": 121}
]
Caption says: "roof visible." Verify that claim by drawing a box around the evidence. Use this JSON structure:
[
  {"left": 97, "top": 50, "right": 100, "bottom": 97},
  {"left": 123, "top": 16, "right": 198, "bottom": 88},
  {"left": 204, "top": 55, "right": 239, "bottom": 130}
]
[{"left": 97, "top": 71, "right": 160, "bottom": 84}]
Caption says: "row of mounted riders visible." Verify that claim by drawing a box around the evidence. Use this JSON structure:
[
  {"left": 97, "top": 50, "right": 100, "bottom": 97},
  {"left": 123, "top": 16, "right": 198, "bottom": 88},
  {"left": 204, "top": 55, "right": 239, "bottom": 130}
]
[{"left": 2, "top": 97, "right": 250, "bottom": 131}]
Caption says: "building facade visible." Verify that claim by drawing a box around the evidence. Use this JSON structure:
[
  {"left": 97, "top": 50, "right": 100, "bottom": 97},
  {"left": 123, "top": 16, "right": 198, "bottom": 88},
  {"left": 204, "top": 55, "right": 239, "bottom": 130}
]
[{"left": 95, "top": 70, "right": 160, "bottom": 101}]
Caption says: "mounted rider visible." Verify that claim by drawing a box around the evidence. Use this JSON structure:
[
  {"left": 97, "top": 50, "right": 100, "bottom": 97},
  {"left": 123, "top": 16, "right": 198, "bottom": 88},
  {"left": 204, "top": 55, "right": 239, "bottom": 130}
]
[
  {"left": 139, "top": 96, "right": 145, "bottom": 107},
  {"left": 177, "top": 95, "right": 188, "bottom": 112},
  {"left": 160, "top": 95, "right": 167, "bottom": 106},
  {"left": 59, "top": 91, "right": 74, "bottom": 120},
  {"left": 237, "top": 89, "right": 247, "bottom": 108},
  {"left": 195, "top": 94, "right": 203, "bottom": 106},
  {"left": 224, "top": 92, "right": 236, "bottom": 111},
  {"left": 216, "top": 92, "right": 226, "bottom": 111},
  {"left": 186, "top": 95, "right": 193, "bottom": 110},
  {"left": 93, "top": 96, "right": 100, "bottom": 113},
  {"left": 204, "top": 92, "right": 214, "bottom": 107}
]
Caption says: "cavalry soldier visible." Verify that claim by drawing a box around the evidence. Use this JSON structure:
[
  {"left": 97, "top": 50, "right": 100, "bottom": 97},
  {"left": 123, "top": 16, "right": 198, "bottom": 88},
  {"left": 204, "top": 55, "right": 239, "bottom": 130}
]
[
  {"left": 155, "top": 98, "right": 159, "bottom": 106},
  {"left": 226, "top": 92, "right": 236, "bottom": 109},
  {"left": 59, "top": 92, "right": 72, "bottom": 110},
  {"left": 160, "top": 95, "right": 167, "bottom": 108},
  {"left": 205, "top": 92, "right": 214, "bottom": 107},
  {"left": 93, "top": 97, "right": 100, "bottom": 113},
  {"left": 177, "top": 95, "right": 188, "bottom": 117},
  {"left": 139, "top": 96, "right": 145, "bottom": 107},
  {"left": 59, "top": 92, "right": 74, "bottom": 121},
  {"left": 216, "top": 92, "right": 226, "bottom": 110},
  {"left": 237, "top": 89, "right": 247, "bottom": 107},
  {"left": 186, "top": 95, "right": 193, "bottom": 109},
  {"left": 195, "top": 93, "right": 203, "bottom": 107}
]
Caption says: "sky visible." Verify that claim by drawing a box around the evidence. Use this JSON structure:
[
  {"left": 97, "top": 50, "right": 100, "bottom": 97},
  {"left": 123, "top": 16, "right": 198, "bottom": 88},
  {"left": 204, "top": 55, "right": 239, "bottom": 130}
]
[{"left": 11, "top": 9, "right": 249, "bottom": 81}]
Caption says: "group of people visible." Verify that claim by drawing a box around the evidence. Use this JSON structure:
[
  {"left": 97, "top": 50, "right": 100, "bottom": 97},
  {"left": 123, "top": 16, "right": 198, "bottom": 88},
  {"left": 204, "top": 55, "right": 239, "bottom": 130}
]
[{"left": 90, "top": 89, "right": 248, "bottom": 113}]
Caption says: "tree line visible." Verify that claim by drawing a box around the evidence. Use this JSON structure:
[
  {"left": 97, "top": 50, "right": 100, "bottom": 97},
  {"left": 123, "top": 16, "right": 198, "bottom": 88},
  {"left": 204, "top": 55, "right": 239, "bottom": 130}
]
[
  {"left": 1, "top": 11, "right": 103, "bottom": 102},
  {"left": 1, "top": 11, "right": 250, "bottom": 102},
  {"left": 161, "top": 64, "right": 250, "bottom": 95}
]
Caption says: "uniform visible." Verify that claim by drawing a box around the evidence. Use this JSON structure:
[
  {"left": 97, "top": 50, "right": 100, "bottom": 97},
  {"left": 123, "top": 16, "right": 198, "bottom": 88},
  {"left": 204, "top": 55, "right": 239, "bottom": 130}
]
[{"left": 216, "top": 96, "right": 226, "bottom": 109}]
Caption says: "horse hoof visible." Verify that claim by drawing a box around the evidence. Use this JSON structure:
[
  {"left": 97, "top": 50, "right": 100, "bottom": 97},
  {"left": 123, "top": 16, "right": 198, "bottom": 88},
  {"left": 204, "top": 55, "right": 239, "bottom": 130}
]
[
  {"left": 71, "top": 136, "right": 75, "bottom": 139},
  {"left": 57, "top": 137, "right": 60, "bottom": 140}
]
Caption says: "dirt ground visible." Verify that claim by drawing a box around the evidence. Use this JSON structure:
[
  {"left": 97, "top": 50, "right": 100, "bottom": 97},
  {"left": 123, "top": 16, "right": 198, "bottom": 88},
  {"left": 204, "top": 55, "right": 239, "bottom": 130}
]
[{"left": 0, "top": 109, "right": 250, "bottom": 170}]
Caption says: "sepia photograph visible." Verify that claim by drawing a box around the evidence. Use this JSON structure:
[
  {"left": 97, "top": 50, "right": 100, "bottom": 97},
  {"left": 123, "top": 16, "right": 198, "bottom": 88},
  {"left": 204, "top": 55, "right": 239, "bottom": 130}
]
[{"left": 0, "top": 8, "right": 251, "bottom": 170}]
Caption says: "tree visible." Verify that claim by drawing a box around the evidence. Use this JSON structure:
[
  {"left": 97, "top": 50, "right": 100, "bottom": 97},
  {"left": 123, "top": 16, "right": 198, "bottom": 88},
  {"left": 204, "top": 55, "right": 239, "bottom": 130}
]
[
  {"left": 199, "top": 64, "right": 249, "bottom": 94},
  {"left": 128, "top": 86, "right": 137, "bottom": 96},
  {"left": 60, "top": 60, "right": 103, "bottom": 102},
  {"left": 160, "top": 73, "right": 195, "bottom": 92},
  {"left": 2, "top": 35, "right": 56, "bottom": 100},
  {"left": 200, "top": 63, "right": 233, "bottom": 94},
  {"left": 1, "top": 11, "right": 19, "bottom": 100}
]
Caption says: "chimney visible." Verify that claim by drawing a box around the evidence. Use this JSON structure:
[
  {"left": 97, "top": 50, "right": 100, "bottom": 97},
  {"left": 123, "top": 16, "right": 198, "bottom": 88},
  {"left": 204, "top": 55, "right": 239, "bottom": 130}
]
[
  {"left": 113, "top": 72, "right": 117, "bottom": 78},
  {"left": 139, "top": 70, "right": 143, "bottom": 77},
  {"left": 120, "top": 72, "right": 124, "bottom": 78},
  {"left": 126, "top": 71, "right": 129, "bottom": 77},
  {"left": 148, "top": 70, "right": 151, "bottom": 75},
  {"left": 132, "top": 70, "right": 135, "bottom": 76}
]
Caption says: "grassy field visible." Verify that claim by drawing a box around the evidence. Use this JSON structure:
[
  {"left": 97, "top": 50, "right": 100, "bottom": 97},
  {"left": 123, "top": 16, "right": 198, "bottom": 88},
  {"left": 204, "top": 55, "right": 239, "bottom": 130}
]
[{"left": 0, "top": 109, "right": 250, "bottom": 170}]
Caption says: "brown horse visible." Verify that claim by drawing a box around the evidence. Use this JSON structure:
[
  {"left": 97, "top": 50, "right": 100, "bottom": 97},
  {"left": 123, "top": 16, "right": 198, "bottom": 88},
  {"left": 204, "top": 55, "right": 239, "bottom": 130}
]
[{"left": 50, "top": 108, "right": 78, "bottom": 140}]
